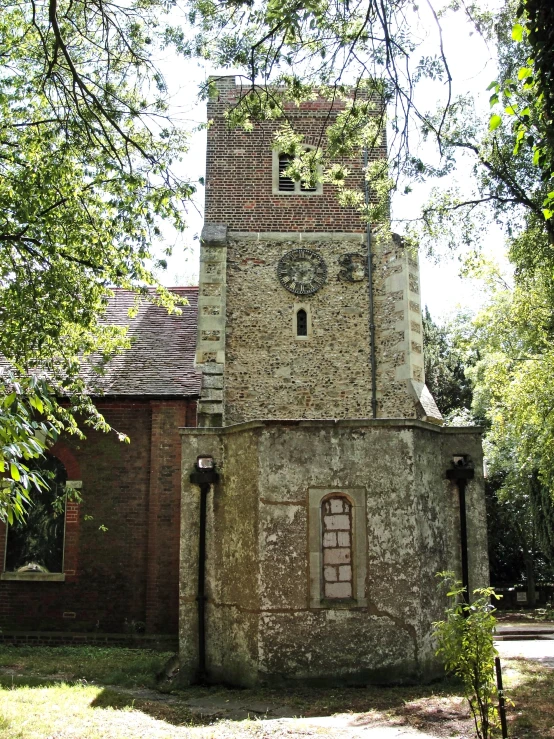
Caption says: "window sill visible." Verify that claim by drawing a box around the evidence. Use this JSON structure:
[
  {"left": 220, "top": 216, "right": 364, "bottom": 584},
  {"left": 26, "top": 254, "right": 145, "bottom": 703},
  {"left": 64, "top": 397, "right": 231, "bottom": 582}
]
[
  {"left": 272, "top": 187, "right": 323, "bottom": 196},
  {"left": 1, "top": 572, "right": 65, "bottom": 582},
  {"left": 311, "top": 597, "right": 367, "bottom": 609}
]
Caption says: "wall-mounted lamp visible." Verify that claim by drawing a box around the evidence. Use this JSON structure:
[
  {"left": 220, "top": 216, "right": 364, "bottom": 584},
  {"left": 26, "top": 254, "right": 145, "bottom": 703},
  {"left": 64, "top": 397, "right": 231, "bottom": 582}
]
[
  {"left": 446, "top": 454, "right": 474, "bottom": 606},
  {"left": 446, "top": 455, "right": 474, "bottom": 481},
  {"left": 190, "top": 455, "right": 219, "bottom": 486},
  {"left": 189, "top": 454, "right": 219, "bottom": 684}
]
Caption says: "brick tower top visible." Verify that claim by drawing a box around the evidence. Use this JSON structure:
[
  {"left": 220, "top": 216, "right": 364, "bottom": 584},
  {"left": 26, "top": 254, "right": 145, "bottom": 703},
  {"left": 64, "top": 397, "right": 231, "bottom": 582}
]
[{"left": 204, "top": 76, "right": 384, "bottom": 233}]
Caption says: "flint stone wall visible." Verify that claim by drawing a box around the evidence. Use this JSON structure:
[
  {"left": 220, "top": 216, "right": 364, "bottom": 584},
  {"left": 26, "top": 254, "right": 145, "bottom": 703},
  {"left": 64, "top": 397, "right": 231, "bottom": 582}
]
[
  {"left": 222, "top": 233, "right": 429, "bottom": 424},
  {"left": 180, "top": 419, "right": 487, "bottom": 686}
]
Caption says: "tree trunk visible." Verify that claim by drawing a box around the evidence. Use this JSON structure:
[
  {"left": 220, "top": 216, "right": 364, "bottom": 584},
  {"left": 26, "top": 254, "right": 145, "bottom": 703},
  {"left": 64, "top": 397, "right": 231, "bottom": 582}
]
[{"left": 524, "top": 550, "right": 537, "bottom": 608}]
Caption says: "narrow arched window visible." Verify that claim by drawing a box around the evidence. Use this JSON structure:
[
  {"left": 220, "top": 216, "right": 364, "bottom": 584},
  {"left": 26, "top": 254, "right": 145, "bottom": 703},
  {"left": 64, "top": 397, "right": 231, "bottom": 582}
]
[
  {"left": 296, "top": 308, "right": 308, "bottom": 337},
  {"left": 321, "top": 495, "right": 353, "bottom": 599}
]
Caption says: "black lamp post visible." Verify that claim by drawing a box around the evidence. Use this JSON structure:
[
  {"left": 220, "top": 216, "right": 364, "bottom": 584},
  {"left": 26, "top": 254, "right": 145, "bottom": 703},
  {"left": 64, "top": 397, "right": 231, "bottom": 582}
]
[
  {"left": 446, "top": 455, "right": 474, "bottom": 606},
  {"left": 190, "top": 455, "right": 219, "bottom": 683}
]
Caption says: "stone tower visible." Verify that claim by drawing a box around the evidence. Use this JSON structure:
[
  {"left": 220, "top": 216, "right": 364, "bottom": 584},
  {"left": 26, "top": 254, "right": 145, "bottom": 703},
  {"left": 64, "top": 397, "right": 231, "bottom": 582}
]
[
  {"left": 194, "top": 76, "right": 441, "bottom": 427},
  {"left": 180, "top": 77, "right": 488, "bottom": 686}
]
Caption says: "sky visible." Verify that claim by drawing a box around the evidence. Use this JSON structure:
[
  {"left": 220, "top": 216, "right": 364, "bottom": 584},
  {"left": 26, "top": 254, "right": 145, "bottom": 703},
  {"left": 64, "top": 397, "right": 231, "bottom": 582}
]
[{"left": 151, "top": 0, "right": 506, "bottom": 322}]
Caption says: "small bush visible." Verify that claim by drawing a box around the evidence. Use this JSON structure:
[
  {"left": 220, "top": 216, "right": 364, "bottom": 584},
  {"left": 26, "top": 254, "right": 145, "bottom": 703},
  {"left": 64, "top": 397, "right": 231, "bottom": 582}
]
[{"left": 433, "top": 572, "right": 501, "bottom": 739}]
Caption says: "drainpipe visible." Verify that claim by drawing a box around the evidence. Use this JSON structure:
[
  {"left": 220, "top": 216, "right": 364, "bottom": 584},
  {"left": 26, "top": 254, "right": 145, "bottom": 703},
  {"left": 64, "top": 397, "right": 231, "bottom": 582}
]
[
  {"left": 446, "top": 457, "right": 475, "bottom": 606},
  {"left": 190, "top": 456, "right": 219, "bottom": 683},
  {"left": 363, "top": 146, "right": 378, "bottom": 419}
]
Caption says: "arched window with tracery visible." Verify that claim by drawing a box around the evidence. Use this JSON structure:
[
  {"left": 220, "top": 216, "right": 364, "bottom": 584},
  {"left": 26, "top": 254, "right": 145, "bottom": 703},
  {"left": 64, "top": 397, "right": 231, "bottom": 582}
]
[{"left": 321, "top": 495, "right": 353, "bottom": 599}]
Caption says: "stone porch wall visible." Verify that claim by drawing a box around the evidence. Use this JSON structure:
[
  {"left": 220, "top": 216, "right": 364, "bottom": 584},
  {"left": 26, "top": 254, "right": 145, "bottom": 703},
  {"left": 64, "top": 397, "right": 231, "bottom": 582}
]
[{"left": 180, "top": 419, "right": 487, "bottom": 686}]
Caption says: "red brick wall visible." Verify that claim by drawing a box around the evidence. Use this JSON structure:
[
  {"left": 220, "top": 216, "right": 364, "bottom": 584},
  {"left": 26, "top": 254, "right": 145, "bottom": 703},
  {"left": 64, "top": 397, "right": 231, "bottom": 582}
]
[
  {"left": 205, "top": 78, "right": 386, "bottom": 233},
  {"left": 0, "top": 398, "right": 196, "bottom": 634}
]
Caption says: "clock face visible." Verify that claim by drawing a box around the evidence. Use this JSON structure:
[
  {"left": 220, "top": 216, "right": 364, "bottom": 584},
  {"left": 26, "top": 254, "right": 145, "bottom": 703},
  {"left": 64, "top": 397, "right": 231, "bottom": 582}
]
[{"left": 277, "top": 249, "right": 327, "bottom": 295}]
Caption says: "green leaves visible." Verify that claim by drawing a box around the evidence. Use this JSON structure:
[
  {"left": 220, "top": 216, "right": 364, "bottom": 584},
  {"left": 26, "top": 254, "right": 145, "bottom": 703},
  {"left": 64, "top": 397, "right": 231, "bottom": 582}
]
[
  {"left": 489, "top": 114, "right": 502, "bottom": 131},
  {"left": 0, "top": 373, "right": 57, "bottom": 522},
  {"left": 0, "top": 0, "right": 193, "bottom": 373},
  {"left": 434, "top": 573, "right": 501, "bottom": 739},
  {"left": 512, "top": 23, "right": 524, "bottom": 42},
  {"left": 0, "top": 0, "right": 194, "bottom": 522},
  {"left": 464, "top": 251, "right": 554, "bottom": 566}
]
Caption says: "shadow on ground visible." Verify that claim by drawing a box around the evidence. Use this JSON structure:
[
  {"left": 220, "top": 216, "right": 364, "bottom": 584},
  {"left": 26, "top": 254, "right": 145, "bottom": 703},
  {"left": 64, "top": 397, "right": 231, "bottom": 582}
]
[
  {"left": 89, "top": 680, "right": 473, "bottom": 736},
  {"left": 503, "top": 658, "right": 554, "bottom": 738}
]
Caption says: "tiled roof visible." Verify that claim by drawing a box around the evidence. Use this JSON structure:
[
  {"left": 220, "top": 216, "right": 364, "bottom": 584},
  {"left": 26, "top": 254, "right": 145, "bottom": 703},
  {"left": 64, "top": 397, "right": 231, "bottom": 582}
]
[{"left": 84, "top": 287, "right": 201, "bottom": 397}]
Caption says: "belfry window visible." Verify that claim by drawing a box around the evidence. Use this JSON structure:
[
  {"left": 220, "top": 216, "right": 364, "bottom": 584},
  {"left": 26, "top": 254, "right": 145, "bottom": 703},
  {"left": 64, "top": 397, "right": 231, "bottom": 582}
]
[
  {"left": 321, "top": 495, "right": 354, "bottom": 599},
  {"left": 296, "top": 308, "right": 308, "bottom": 336},
  {"left": 273, "top": 148, "right": 323, "bottom": 195},
  {"left": 278, "top": 154, "right": 295, "bottom": 192},
  {"left": 309, "top": 487, "right": 367, "bottom": 608},
  {"left": 4, "top": 454, "right": 67, "bottom": 574}
]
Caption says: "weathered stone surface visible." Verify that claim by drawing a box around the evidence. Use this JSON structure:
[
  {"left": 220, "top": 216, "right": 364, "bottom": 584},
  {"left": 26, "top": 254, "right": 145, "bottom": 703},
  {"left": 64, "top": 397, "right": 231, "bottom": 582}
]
[
  {"left": 179, "top": 83, "right": 479, "bottom": 690},
  {"left": 202, "top": 363, "right": 224, "bottom": 375},
  {"left": 201, "top": 223, "right": 228, "bottom": 247},
  {"left": 325, "top": 582, "right": 352, "bottom": 598},
  {"left": 180, "top": 420, "right": 487, "bottom": 686},
  {"left": 257, "top": 610, "right": 417, "bottom": 684},
  {"left": 202, "top": 374, "right": 223, "bottom": 390},
  {"left": 323, "top": 515, "right": 350, "bottom": 530},
  {"left": 323, "top": 548, "right": 351, "bottom": 564}
]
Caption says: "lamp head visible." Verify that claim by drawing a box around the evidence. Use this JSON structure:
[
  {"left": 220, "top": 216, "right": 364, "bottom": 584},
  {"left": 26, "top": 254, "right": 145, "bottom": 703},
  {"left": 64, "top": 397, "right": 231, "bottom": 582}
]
[
  {"left": 196, "top": 456, "right": 214, "bottom": 470},
  {"left": 190, "top": 455, "right": 219, "bottom": 485}
]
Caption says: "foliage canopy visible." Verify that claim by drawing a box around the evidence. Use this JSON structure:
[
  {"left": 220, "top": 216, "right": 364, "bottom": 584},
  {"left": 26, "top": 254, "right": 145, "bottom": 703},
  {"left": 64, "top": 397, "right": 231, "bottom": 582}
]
[{"left": 0, "top": 0, "right": 193, "bottom": 518}]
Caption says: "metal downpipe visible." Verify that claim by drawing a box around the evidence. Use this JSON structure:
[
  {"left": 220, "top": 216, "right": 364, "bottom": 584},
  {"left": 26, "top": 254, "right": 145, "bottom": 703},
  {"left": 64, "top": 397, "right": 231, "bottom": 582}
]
[{"left": 364, "top": 146, "right": 378, "bottom": 419}]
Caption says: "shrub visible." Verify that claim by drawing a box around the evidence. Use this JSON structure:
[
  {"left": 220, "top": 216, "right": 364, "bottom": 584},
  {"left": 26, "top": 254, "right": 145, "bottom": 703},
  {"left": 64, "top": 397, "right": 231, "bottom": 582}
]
[{"left": 433, "top": 572, "right": 501, "bottom": 739}]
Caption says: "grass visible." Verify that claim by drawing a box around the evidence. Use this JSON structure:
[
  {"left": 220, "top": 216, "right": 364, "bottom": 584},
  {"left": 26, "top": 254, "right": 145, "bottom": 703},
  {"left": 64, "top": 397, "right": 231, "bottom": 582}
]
[
  {"left": 0, "top": 645, "right": 173, "bottom": 689},
  {"left": 503, "top": 658, "right": 554, "bottom": 738},
  {"left": 0, "top": 682, "right": 198, "bottom": 739},
  {"left": 0, "top": 645, "right": 551, "bottom": 737}
]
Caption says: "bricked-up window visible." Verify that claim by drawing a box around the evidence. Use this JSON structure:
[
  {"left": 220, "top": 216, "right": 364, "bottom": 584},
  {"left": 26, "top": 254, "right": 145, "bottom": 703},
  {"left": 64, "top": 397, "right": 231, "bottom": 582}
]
[
  {"left": 296, "top": 308, "right": 308, "bottom": 336},
  {"left": 5, "top": 455, "right": 67, "bottom": 573},
  {"left": 322, "top": 495, "right": 353, "bottom": 599}
]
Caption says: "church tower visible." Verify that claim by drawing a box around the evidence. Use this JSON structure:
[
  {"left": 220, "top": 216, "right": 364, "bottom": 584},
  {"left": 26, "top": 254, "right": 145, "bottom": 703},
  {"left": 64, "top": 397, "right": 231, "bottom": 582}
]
[
  {"left": 194, "top": 76, "right": 441, "bottom": 427},
  {"left": 179, "top": 77, "right": 487, "bottom": 687}
]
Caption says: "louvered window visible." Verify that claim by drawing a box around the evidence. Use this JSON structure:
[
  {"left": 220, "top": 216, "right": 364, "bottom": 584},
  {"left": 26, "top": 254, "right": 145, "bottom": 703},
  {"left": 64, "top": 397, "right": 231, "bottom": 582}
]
[
  {"left": 300, "top": 177, "right": 317, "bottom": 192},
  {"left": 275, "top": 149, "right": 322, "bottom": 195},
  {"left": 278, "top": 154, "right": 295, "bottom": 191}
]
